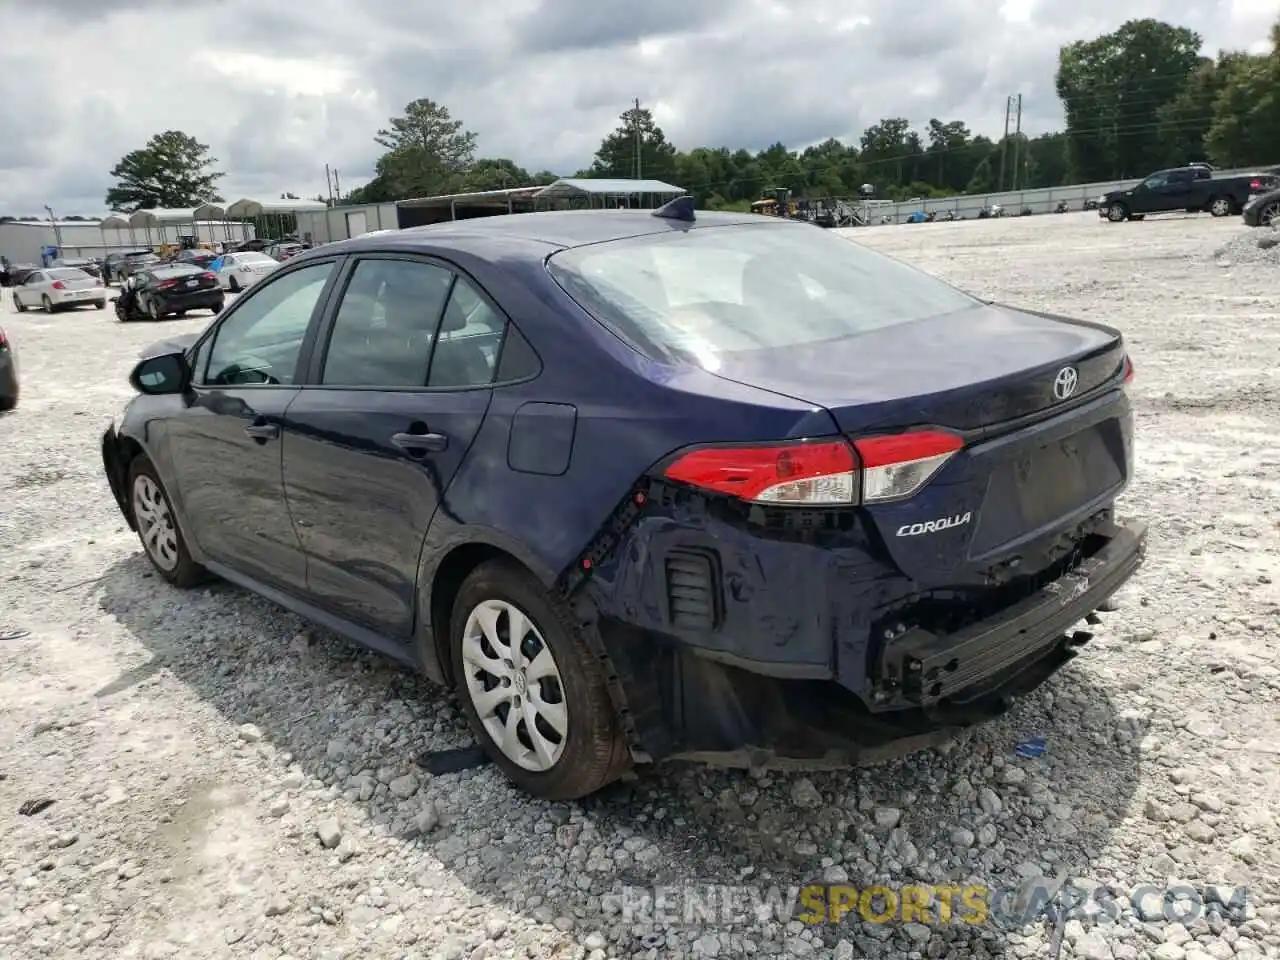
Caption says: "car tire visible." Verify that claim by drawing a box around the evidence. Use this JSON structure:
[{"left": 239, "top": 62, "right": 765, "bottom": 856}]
[
  {"left": 228, "top": 277, "right": 241, "bottom": 293},
  {"left": 1106, "top": 203, "right": 1128, "bottom": 222},
  {"left": 448, "top": 559, "right": 630, "bottom": 800},
  {"left": 41, "top": 295, "right": 55, "bottom": 312},
  {"left": 1259, "top": 202, "right": 1278, "bottom": 227},
  {"left": 127, "top": 455, "right": 205, "bottom": 588},
  {"left": 13, "top": 294, "right": 26, "bottom": 313},
  {"left": 1208, "top": 196, "right": 1232, "bottom": 217},
  {"left": 94, "top": 300, "right": 105, "bottom": 310},
  {"left": 0, "top": 394, "right": 15, "bottom": 412},
  {"left": 212, "top": 300, "right": 224, "bottom": 314},
  {"left": 145, "top": 298, "right": 162, "bottom": 321}
]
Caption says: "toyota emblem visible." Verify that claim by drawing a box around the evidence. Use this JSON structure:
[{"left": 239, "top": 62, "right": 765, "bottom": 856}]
[{"left": 1053, "top": 366, "right": 1079, "bottom": 401}]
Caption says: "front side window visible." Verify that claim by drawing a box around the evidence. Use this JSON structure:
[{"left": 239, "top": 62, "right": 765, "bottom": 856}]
[
  {"left": 547, "top": 222, "right": 979, "bottom": 366},
  {"left": 321, "top": 258, "right": 453, "bottom": 387},
  {"left": 204, "top": 261, "right": 334, "bottom": 386}
]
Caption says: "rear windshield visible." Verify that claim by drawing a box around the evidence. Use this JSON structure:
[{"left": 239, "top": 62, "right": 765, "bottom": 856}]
[
  {"left": 156, "top": 264, "right": 203, "bottom": 276},
  {"left": 49, "top": 268, "right": 90, "bottom": 280},
  {"left": 237, "top": 252, "right": 275, "bottom": 263},
  {"left": 546, "top": 222, "right": 978, "bottom": 364}
]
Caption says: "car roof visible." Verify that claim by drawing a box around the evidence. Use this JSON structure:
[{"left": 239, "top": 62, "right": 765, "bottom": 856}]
[{"left": 312, "top": 209, "right": 778, "bottom": 259}]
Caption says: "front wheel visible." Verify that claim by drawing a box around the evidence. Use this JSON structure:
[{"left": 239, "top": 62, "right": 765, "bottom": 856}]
[
  {"left": 211, "top": 300, "right": 224, "bottom": 314},
  {"left": 94, "top": 300, "right": 105, "bottom": 310},
  {"left": 13, "top": 294, "right": 26, "bottom": 313},
  {"left": 449, "top": 560, "right": 630, "bottom": 800},
  {"left": 1258, "top": 201, "right": 1278, "bottom": 227},
  {"left": 128, "top": 456, "right": 205, "bottom": 587},
  {"left": 1106, "top": 203, "right": 1128, "bottom": 222}
]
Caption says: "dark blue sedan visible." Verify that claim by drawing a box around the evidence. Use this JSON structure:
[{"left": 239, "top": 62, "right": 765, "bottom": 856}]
[{"left": 101, "top": 201, "right": 1146, "bottom": 799}]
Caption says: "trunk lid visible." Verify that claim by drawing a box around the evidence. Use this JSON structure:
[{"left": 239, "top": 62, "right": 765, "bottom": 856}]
[
  {"left": 710, "top": 303, "right": 1133, "bottom": 584},
  {"left": 708, "top": 303, "right": 1122, "bottom": 433}
]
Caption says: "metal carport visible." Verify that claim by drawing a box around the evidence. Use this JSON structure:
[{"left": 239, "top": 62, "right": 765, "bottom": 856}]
[{"left": 533, "top": 178, "right": 685, "bottom": 209}]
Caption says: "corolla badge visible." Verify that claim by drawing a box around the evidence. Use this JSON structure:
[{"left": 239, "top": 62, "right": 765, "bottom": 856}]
[
  {"left": 896, "top": 512, "right": 972, "bottom": 537},
  {"left": 1053, "top": 366, "right": 1078, "bottom": 401}
]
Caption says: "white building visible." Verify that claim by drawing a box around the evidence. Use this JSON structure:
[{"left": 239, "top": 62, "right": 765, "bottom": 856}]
[{"left": 0, "top": 198, "right": 330, "bottom": 265}]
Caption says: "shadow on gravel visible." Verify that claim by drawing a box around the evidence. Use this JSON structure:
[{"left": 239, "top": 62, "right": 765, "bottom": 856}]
[{"left": 98, "top": 554, "right": 1146, "bottom": 958}]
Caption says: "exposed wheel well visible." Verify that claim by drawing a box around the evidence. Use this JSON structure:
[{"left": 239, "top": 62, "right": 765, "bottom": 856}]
[
  {"left": 115, "top": 436, "right": 145, "bottom": 521},
  {"left": 429, "top": 543, "right": 528, "bottom": 686}
]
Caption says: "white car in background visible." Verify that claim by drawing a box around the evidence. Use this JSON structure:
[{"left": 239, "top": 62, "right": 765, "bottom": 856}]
[
  {"left": 11, "top": 267, "right": 106, "bottom": 313},
  {"left": 214, "top": 251, "right": 280, "bottom": 293}
]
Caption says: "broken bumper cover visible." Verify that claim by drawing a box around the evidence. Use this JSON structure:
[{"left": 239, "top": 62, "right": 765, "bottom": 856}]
[
  {"left": 610, "top": 518, "right": 1147, "bottom": 768},
  {"left": 873, "top": 517, "right": 1147, "bottom": 712}
]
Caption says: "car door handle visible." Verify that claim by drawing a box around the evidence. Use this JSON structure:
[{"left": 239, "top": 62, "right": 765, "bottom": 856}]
[
  {"left": 390, "top": 431, "right": 447, "bottom": 453},
  {"left": 244, "top": 422, "right": 279, "bottom": 441}
]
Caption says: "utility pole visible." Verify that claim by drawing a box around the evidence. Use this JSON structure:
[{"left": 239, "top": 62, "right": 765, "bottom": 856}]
[
  {"left": 43, "top": 205, "right": 63, "bottom": 255},
  {"left": 633, "top": 98, "right": 643, "bottom": 181},
  {"left": 1010, "top": 94, "right": 1023, "bottom": 192},
  {"left": 325, "top": 165, "right": 335, "bottom": 206},
  {"left": 997, "top": 96, "right": 1013, "bottom": 192},
  {"left": 332, "top": 169, "right": 341, "bottom": 201}
]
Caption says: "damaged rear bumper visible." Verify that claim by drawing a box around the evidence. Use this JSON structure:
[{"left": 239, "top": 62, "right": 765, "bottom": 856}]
[{"left": 602, "top": 518, "right": 1147, "bottom": 768}]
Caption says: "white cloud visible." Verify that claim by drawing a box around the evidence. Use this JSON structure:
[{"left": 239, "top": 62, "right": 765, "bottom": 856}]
[{"left": 0, "top": 0, "right": 1270, "bottom": 215}]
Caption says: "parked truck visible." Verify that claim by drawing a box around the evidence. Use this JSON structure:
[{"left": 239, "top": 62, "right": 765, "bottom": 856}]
[{"left": 1098, "top": 164, "right": 1279, "bottom": 222}]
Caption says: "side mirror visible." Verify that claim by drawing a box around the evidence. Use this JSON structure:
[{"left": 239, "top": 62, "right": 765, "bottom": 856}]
[{"left": 129, "top": 352, "right": 189, "bottom": 395}]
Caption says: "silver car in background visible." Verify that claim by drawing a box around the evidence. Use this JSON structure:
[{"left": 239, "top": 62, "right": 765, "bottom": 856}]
[
  {"left": 214, "top": 251, "right": 280, "bottom": 293},
  {"left": 10, "top": 267, "right": 107, "bottom": 313}
]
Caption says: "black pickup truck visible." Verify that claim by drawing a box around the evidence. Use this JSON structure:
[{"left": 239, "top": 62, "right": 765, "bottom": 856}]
[{"left": 1098, "top": 165, "right": 1278, "bottom": 222}]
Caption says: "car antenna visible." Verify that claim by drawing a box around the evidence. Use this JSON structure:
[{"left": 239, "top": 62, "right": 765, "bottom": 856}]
[{"left": 651, "top": 195, "right": 695, "bottom": 222}]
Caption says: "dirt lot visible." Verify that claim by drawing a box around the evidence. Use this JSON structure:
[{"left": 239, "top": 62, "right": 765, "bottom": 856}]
[{"left": 1, "top": 213, "right": 1277, "bottom": 960}]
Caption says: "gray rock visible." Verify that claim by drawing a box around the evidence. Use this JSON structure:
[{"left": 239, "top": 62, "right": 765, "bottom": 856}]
[{"left": 316, "top": 819, "right": 342, "bottom": 849}]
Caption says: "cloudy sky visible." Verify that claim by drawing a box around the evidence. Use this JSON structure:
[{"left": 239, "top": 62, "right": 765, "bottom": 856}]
[{"left": 0, "top": 0, "right": 1274, "bottom": 216}]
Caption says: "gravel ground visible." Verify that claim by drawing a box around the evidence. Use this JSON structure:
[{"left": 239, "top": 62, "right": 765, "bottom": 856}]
[{"left": 0, "top": 213, "right": 1277, "bottom": 960}]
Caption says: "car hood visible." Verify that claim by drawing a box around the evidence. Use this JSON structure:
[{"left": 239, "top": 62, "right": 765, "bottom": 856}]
[{"left": 138, "top": 332, "right": 199, "bottom": 359}]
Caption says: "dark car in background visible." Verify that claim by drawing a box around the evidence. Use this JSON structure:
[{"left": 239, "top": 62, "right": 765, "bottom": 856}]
[
  {"left": 1100, "top": 165, "right": 1278, "bottom": 221},
  {"left": 107, "top": 251, "right": 160, "bottom": 283},
  {"left": 4, "top": 263, "right": 39, "bottom": 287},
  {"left": 52, "top": 257, "right": 102, "bottom": 279},
  {"left": 1243, "top": 186, "right": 1280, "bottom": 228},
  {"left": 0, "top": 324, "right": 17, "bottom": 411},
  {"left": 265, "top": 241, "right": 305, "bottom": 262},
  {"left": 128, "top": 264, "right": 224, "bottom": 319},
  {"left": 101, "top": 206, "right": 1145, "bottom": 800}
]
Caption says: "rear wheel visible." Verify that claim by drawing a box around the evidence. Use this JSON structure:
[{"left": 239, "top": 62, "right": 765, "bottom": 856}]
[
  {"left": 94, "top": 300, "right": 105, "bottom": 310},
  {"left": 228, "top": 276, "right": 241, "bottom": 293},
  {"left": 145, "top": 297, "right": 162, "bottom": 321},
  {"left": 212, "top": 300, "right": 224, "bottom": 314},
  {"left": 449, "top": 559, "right": 630, "bottom": 800},
  {"left": 1208, "top": 196, "right": 1232, "bottom": 217},
  {"left": 128, "top": 456, "right": 204, "bottom": 587},
  {"left": 1106, "top": 202, "right": 1128, "bottom": 222},
  {"left": 41, "top": 295, "right": 55, "bottom": 312}
]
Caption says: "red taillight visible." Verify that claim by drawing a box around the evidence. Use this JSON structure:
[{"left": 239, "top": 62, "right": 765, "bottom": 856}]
[
  {"left": 662, "top": 430, "right": 963, "bottom": 506},
  {"left": 664, "top": 440, "right": 858, "bottom": 505},
  {"left": 51, "top": 280, "right": 65, "bottom": 290},
  {"left": 1122, "top": 355, "right": 1134, "bottom": 384},
  {"left": 0, "top": 327, "right": 8, "bottom": 350},
  {"left": 852, "top": 431, "right": 965, "bottom": 503},
  {"left": 200, "top": 272, "right": 215, "bottom": 281},
  {"left": 156, "top": 279, "right": 178, "bottom": 290},
  {"left": 1251, "top": 179, "right": 1263, "bottom": 191}
]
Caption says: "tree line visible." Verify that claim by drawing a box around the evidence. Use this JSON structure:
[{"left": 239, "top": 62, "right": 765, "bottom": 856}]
[{"left": 16, "top": 15, "right": 1276, "bottom": 219}]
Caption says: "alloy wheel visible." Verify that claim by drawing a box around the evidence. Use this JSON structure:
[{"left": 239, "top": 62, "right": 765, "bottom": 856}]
[
  {"left": 1261, "top": 203, "right": 1278, "bottom": 227},
  {"left": 1107, "top": 204, "right": 1125, "bottom": 222},
  {"left": 460, "top": 598, "right": 568, "bottom": 772},
  {"left": 1211, "top": 198, "right": 1231, "bottom": 217},
  {"left": 132, "top": 474, "right": 180, "bottom": 571}
]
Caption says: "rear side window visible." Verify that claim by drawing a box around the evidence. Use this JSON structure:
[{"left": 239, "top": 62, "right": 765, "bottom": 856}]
[
  {"left": 321, "top": 258, "right": 453, "bottom": 387},
  {"left": 49, "top": 268, "right": 90, "bottom": 281},
  {"left": 427, "top": 277, "right": 506, "bottom": 388},
  {"left": 547, "top": 223, "right": 979, "bottom": 364}
]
